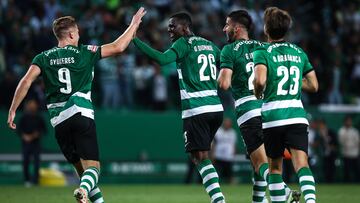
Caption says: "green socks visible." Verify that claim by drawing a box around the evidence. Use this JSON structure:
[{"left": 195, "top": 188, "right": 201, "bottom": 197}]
[{"left": 197, "top": 159, "right": 225, "bottom": 203}]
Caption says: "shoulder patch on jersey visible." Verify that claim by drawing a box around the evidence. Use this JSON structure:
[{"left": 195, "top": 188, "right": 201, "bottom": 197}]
[{"left": 87, "top": 45, "right": 98, "bottom": 53}]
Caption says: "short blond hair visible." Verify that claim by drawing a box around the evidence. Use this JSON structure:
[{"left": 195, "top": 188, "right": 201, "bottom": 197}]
[{"left": 52, "top": 16, "right": 77, "bottom": 40}]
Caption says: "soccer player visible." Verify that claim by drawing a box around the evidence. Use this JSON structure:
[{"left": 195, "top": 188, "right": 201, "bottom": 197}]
[
  {"left": 7, "top": 8, "right": 146, "bottom": 203},
  {"left": 253, "top": 7, "right": 318, "bottom": 203},
  {"left": 133, "top": 13, "right": 226, "bottom": 203},
  {"left": 217, "top": 10, "right": 298, "bottom": 203}
]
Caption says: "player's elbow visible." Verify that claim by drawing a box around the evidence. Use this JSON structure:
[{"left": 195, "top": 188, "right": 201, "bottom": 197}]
[
  {"left": 311, "top": 82, "right": 319, "bottom": 93},
  {"left": 306, "top": 79, "right": 319, "bottom": 93},
  {"left": 116, "top": 43, "right": 127, "bottom": 54},
  {"left": 254, "top": 77, "right": 265, "bottom": 89},
  {"left": 20, "top": 77, "right": 34, "bottom": 88},
  {"left": 217, "top": 79, "right": 230, "bottom": 90}
]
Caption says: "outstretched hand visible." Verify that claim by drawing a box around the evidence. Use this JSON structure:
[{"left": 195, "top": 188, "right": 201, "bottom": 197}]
[{"left": 131, "top": 7, "right": 147, "bottom": 27}]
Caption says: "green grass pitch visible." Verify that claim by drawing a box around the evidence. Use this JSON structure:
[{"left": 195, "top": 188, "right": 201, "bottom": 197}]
[{"left": 1, "top": 184, "right": 359, "bottom": 203}]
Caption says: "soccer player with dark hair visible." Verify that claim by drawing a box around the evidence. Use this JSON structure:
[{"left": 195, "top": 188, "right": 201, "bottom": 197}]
[
  {"left": 133, "top": 12, "right": 226, "bottom": 203},
  {"left": 7, "top": 8, "right": 146, "bottom": 203},
  {"left": 218, "top": 9, "right": 298, "bottom": 203},
  {"left": 253, "top": 7, "right": 318, "bottom": 203}
]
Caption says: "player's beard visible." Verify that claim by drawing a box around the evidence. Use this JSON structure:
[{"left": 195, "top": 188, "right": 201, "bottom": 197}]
[{"left": 227, "top": 29, "right": 235, "bottom": 43}]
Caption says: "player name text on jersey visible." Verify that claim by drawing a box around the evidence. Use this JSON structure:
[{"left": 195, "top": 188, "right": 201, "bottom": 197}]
[
  {"left": 50, "top": 57, "right": 75, "bottom": 65},
  {"left": 272, "top": 54, "right": 301, "bottom": 63}
]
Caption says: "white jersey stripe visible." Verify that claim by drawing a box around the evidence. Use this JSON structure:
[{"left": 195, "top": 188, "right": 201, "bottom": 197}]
[
  {"left": 182, "top": 104, "right": 223, "bottom": 119},
  {"left": 47, "top": 101, "right": 66, "bottom": 109},
  {"left": 73, "top": 91, "right": 92, "bottom": 101},
  {"left": 177, "top": 69, "right": 183, "bottom": 79},
  {"left": 262, "top": 118, "right": 309, "bottom": 129},
  {"left": 262, "top": 99, "right": 303, "bottom": 112},
  {"left": 237, "top": 108, "right": 261, "bottom": 126},
  {"left": 47, "top": 91, "right": 91, "bottom": 109},
  {"left": 180, "top": 90, "right": 218, "bottom": 100},
  {"left": 235, "top": 95, "right": 257, "bottom": 107},
  {"left": 50, "top": 105, "right": 94, "bottom": 127}
]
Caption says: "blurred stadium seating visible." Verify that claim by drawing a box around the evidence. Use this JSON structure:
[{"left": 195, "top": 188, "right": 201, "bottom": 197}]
[{"left": 0, "top": 0, "right": 359, "bottom": 184}]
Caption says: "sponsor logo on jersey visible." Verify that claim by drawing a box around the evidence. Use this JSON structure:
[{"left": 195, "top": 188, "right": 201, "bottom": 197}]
[{"left": 87, "top": 45, "right": 98, "bottom": 53}]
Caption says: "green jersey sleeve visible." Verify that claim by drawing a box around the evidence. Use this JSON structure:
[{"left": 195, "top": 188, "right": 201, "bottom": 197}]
[
  {"left": 302, "top": 52, "right": 314, "bottom": 75},
  {"left": 82, "top": 45, "right": 102, "bottom": 65},
  {"left": 171, "top": 37, "right": 190, "bottom": 59},
  {"left": 133, "top": 37, "right": 177, "bottom": 65},
  {"left": 220, "top": 44, "right": 234, "bottom": 70},
  {"left": 253, "top": 47, "right": 268, "bottom": 67},
  {"left": 31, "top": 53, "right": 46, "bottom": 69},
  {"left": 214, "top": 44, "right": 221, "bottom": 65}
]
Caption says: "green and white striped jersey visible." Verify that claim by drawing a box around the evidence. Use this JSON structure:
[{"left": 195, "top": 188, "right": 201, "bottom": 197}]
[
  {"left": 220, "top": 39, "right": 263, "bottom": 126},
  {"left": 32, "top": 44, "right": 101, "bottom": 127},
  {"left": 253, "top": 42, "right": 314, "bottom": 129},
  {"left": 171, "top": 36, "right": 223, "bottom": 119}
]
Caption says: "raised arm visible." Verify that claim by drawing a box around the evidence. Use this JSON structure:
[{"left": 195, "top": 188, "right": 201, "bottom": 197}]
[
  {"left": 217, "top": 68, "right": 233, "bottom": 90},
  {"left": 253, "top": 64, "right": 267, "bottom": 99},
  {"left": 302, "top": 70, "right": 318, "bottom": 93},
  {"left": 132, "top": 37, "right": 177, "bottom": 65},
  {"left": 8, "top": 65, "right": 41, "bottom": 129},
  {"left": 101, "top": 7, "right": 146, "bottom": 58}
]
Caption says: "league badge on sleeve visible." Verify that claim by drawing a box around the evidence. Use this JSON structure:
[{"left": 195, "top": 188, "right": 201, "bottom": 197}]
[{"left": 87, "top": 45, "right": 98, "bottom": 53}]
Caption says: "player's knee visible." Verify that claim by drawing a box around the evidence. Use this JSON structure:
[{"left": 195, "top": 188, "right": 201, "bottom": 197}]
[{"left": 190, "top": 151, "right": 209, "bottom": 164}]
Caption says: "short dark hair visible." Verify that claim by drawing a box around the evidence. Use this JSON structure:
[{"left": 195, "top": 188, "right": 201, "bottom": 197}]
[
  {"left": 227, "top": 10, "right": 252, "bottom": 30},
  {"left": 52, "top": 16, "right": 77, "bottom": 40},
  {"left": 170, "top": 12, "right": 192, "bottom": 29},
  {"left": 264, "top": 7, "right": 292, "bottom": 40}
]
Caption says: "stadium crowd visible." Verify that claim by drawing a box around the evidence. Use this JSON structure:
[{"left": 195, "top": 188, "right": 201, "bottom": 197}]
[
  {"left": 0, "top": 0, "right": 359, "bottom": 183},
  {"left": 0, "top": 0, "right": 359, "bottom": 110}
]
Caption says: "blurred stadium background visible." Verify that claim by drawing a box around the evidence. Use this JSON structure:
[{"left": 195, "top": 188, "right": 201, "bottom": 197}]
[{"left": 0, "top": 0, "right": 360, "bottom": 202}]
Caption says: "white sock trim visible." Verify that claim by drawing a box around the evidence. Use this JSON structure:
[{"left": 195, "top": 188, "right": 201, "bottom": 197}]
[
  {"left": 302, "top": 185, "right": 316, "bottom": 192},
  {"left": 203, "top": 172, "right": 218, "bottom": 184},
  {"left": 81, "top": 175, "right": 95, "bottom": 188},
  {"left": 304, "top": 194, "right": 316, "bottom": 200},
  {"left": 211, "top": 192, "right": 224, "bottom": 202},
  {"left": 89, "top": 187, "right": 100, "bottom": 197},
  {"left": 199, "top": 164, "right": 214, "bottom": 175},
  {"left": 206, "top": 183, "right": 220, "bottom": 193}
]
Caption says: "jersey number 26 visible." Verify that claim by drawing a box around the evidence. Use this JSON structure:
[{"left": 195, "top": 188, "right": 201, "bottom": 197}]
[{"left": 198, "top": 54, "right": 217, "bottom": 81}]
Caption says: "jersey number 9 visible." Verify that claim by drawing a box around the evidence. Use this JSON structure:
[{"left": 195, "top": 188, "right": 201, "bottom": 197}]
[{"left": 58, "top": 67, "right": 72, "bottom": 94}]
